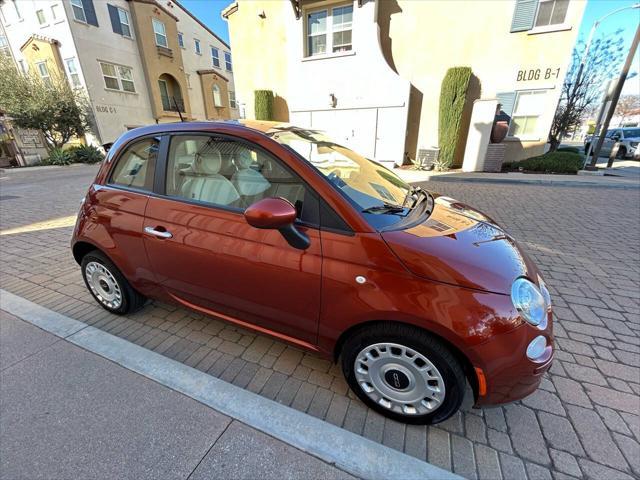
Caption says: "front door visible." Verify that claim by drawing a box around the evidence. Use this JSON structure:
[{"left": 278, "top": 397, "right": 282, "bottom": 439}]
[{"left": 143, "top": 133, "right": 322, "bottom": 346}]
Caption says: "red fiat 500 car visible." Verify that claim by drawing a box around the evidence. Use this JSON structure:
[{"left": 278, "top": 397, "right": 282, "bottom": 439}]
[{"left": 72, "top": 121, "right": 553, "bottom": 424}]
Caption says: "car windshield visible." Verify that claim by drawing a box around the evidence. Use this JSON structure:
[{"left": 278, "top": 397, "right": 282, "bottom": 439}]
[
  {"left": 623, "top": 128, "right": 640, "bottom": 138},
  {"left": 267, "top": 127, "right": 411, "bottom": 211}
]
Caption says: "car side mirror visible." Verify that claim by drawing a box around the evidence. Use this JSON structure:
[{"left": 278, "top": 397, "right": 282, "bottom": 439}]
[
  {"left": 244, "top": 197, "right": 310, "bottom": 250},
  {"left": 612, "top": 135, "right": 620, "bottom": 141}
]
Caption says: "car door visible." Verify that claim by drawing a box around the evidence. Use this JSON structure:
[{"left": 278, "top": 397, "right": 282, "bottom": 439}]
[
  {"left": 602, "top": 130, "right": 618, "bottom": 155},
  {"left": 142, "top": 133, "right": 322, "bottom": 346},
  {"left": 88, "top": 135, "right": 161, "bottom": 291}
]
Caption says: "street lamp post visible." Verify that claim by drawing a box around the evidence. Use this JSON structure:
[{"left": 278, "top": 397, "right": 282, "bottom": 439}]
[
  {"left": 573, "top": 3, "right": 640, "bottom": 103},
  {"left": 589, "top": 24, "right": 640, "bottom": 167},
  {"left": 577, "top": 3, "right": 640, "bottom": 167}
]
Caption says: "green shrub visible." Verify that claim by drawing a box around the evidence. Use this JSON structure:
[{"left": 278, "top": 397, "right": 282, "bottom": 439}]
[
  {"left": 556, "top": 146, "right": 580, "bottom": 154},
  {"left": 503, "top": 151, "right": 583, "bottom": 174},
  {"left": 68, "top": 144, "right": 104, "bottom": 164},
  {"left": 45, "top": 148, "right": 73, "bottom": 166},
  {"left": 438, "top": 67, "right": 472, "bottom": 170},
  {"left": 254, "top": 90, "right": 274, "bottom": 121}
]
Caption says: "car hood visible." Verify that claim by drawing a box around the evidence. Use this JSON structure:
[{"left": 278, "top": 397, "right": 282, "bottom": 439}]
[{"left": 382, "top": 196, "right": 540, "bottom": 294}]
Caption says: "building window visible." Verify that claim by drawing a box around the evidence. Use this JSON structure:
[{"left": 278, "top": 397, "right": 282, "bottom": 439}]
[
  {"left": 152, "top": 19, "right": 167, "bottom": 47},
  {"left": 229, "top": 90, "right": 236, "bottom": 109},
  {"left": 12, "top": 0, "right": 21, "bottom": 20},
  {"left": 535, "top": 0, "right": 569, "bottom": 27},
  {"left": 331, "top": 5, "right": 353, "bottom": 53},
  {"left": 118, "top": 8, "right": 131, "bottom": 37},
  {"left": 508, "top": 90, "right": 547, "bottom": 137},
  {"left": 211, "top": 47, "right": 220, "bottom": 67},
  {"left": 65, "top": 58, "right": 81, "bottom": 88},
  {"left": 70, "top": 0, "right": 86, "bottom": 23},
  {"left": 224, "top": 51, "right": 232, "bottom": 71},
  {"left": 0, "top": 35, "right": 10, "bottom": 57},
  {"left": 36, "top": 9, "right": 46, "bottom": 25},
  {"left": 178, "top": 32, "right": 184, "bottom": 48},
  {"left": 194, "top": 39, "right": 201, "bottom": 54},
  {"left": 36, "top": 61, "right": 50, "bottom": 84},
  {"left": 51, "top": 4, "right": 60, "bottom": 21},
  {"left": 18, "top": 59, "right": 27, "bottom": 74},
  {"left": 212, "top": 84, "right": 222, "bottom": 107},
  {"left": 100, "top": 62, "right": 135, "bottom": 92},
  {"left": 306, "top": 4, "right": 352, "bottom": 57}
]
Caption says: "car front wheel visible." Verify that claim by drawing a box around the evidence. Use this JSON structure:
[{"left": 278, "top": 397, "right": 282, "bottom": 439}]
[{"left": 341, "top": 323, "right": 466, "bottom": 424}]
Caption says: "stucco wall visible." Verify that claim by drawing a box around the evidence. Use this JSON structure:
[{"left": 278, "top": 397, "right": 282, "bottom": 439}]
[
  {"left": 224, "top": 1, "right": 291, "bottom": 121},
  {"left": 64, "top": 0, "right": 156, "bottom": 142},
  {"left": 168, "top": 0, "right": 238, "bottom": 121},
  {"left": 378, "top": 0, "right": 586, "bottom": 162}
]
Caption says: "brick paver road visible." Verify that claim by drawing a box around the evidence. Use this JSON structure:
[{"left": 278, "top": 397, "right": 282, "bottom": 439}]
[{"left": 1, "top": 164, "right": 638, "bottom": 480}]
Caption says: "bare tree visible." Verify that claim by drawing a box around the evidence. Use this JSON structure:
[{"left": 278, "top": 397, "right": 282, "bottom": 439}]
[
  {"left": 548, "top": 31, "right": 626, "bottom": 151},
  {"left": 614, "top": 94, "right": 640, "bottom": 125}
]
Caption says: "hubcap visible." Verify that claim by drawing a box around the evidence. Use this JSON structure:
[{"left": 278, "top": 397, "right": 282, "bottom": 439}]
[
  {"left": 354, "top": 342, "right": 446, "bottom": 416},
  {"left": 85, "top": 261, "right": 122, "bottom": 309}
]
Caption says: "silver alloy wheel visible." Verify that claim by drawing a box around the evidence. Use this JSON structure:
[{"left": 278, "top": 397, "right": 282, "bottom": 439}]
[
  {"left": 354, "top": 342, "right": 446, "bottom": 416},
  {"left": 85, "top": 261, "right": 123, "bottom": 309}
]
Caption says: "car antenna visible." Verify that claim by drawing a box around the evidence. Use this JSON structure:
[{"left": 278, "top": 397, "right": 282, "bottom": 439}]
[{"left": 172, "top": 96, "right": 185, "bottom": 122}]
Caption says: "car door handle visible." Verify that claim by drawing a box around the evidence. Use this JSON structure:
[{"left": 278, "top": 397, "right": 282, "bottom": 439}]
[{"left": 144, "top": 226, "right": 173, "bottom": 239}]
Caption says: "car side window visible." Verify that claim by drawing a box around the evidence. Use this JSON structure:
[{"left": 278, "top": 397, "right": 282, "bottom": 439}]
[
  {"left": 109, "top": 137, "right": 159, "bottom": 191},
  {"left": 165, "top": 135, "right": 309, "bottom": 218}
]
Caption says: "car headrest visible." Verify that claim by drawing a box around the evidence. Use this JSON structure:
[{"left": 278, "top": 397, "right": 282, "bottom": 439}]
[
  {"left": 235, "top": 150, "right": 254, "bottom": 169},
  {"left": 193, "top": 150, "right": 222, "bottom": 175}
]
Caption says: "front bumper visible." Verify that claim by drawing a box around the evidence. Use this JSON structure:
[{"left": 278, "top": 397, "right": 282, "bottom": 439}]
[{"left": 471, "top": 310, "right": 553, "bottom": 406}]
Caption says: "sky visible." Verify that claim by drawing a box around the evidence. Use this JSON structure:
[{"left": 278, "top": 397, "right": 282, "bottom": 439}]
[
  {"left": 181, "top": 0, "right": 640, "bottom": 93},
  {"left": 576, "top": 0, "right": 640, "bottom": 95},
  {"left": 179, "top": 0, "right": 232, "bottom": 44}
]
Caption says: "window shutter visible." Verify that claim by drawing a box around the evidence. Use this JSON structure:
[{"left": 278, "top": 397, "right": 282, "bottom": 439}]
[
  {"left": 496, "top": 92, "right": 516, "bottom": 122},
  {"left": 510, "top": 0, "right": 538, "bottom": 32},
  {"left": 107, "top": 4, "right": 122, "bottom": 34},
  {"left": 82, "top": 0, "right": 99, "bottom": 27}
]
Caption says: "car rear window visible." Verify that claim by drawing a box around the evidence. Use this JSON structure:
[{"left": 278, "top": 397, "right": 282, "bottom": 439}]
[{"left": 109, "top": 137, "right": 159, "bottom": 191}]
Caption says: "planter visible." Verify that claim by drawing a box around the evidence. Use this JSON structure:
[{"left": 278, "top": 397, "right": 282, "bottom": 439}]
[
  {"left": 483, "top": 144, "right": 506, "bottom": 172},
  {"left": 491, "top": 121, "right": 509, "bottom": 143}
]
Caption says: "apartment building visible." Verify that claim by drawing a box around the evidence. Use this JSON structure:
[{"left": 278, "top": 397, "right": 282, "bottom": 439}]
[
  {"left": 223, "top": 0, "right": 585, "bottom": 166},
  {"left": 0, "top": 0, "right": 238, "bottom": 145}
]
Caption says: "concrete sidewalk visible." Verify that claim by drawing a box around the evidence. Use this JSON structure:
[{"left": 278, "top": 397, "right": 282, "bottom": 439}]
[
  {"left": 0, "top": 310, "right": 354, "bottom": 480},
  {"left": 396, "top": 168, "right": 640, "bottom": 188}
]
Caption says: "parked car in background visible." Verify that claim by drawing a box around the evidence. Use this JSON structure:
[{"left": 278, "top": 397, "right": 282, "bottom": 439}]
[
  {"left": 584, "top": 127, "right": 640, "bottom": 159},
  {"left": 71, "top": 121, "right": 553, "bottom": 424}
]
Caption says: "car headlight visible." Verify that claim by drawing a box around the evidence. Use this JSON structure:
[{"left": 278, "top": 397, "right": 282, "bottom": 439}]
[
  {"left": 630, "top": 142, "right": 638, "bottom": 148},
  {"left": 538, "top": 276, "right": 552, "bottom": 310},
  {"left": 511, "top": 278, "right": 546, "bottom": 326}
]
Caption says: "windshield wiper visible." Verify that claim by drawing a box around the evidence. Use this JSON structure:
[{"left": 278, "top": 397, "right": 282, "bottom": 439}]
[
  {"left": 362, "top": 203, "right": 406, "bottom": 214},
  {"left": 403, "top": 185, "right": 426, "bottom": 209}
]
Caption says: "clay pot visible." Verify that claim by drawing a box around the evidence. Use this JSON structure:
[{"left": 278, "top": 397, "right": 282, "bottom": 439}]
[{"left": 491, "top": 121, "right": 509, "bottom": 144}]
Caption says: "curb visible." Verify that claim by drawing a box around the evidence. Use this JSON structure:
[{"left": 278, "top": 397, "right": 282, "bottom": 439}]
[
  {"left": 407, "top": 175, "right": 640, "bottom": 189},
  {"left": 0, "top": 290, "right": 461, "bottom": 480}
]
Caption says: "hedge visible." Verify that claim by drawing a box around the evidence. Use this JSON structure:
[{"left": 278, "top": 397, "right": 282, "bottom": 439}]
[
  {"left": 438, "top": 67, "right": 472, "bottom": 170},
  {"left": 502, "top": 151, "right": 584, "bottom": 174},
  {"left": 254, "top": 90, "right": 274, "bottom": 121},
  {"left": 44, "top": 144, "right": 104, "bottom": 166},
  {"left": 556, "top": 146, "right": 580, "bottom": 154}
]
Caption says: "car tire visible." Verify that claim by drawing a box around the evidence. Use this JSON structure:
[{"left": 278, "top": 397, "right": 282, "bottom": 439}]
[
  {"left": 81, "top": 250, "right": 146, "bottom": 315},
  {"left": 616, "top": 147, "right": 627, "bottom": 159},
  {"left": 341, "top": 323, "right": 466, "bottom": 425},
  {"left": 584, "top": 143, "right": 590, "bottom": 153}
]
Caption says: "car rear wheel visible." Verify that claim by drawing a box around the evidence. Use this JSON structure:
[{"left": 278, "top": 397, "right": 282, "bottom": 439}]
[
  {"left": 81, "top": 251, "right": 146, "bottom": 315},
  {"left": 341, "top": 323, "right": 466, "bottom": 424}
]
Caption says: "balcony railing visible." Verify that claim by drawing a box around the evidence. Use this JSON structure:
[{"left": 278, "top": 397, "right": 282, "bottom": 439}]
[{"left": 161, "top": 95, "right": 185, "bottom": 113}]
